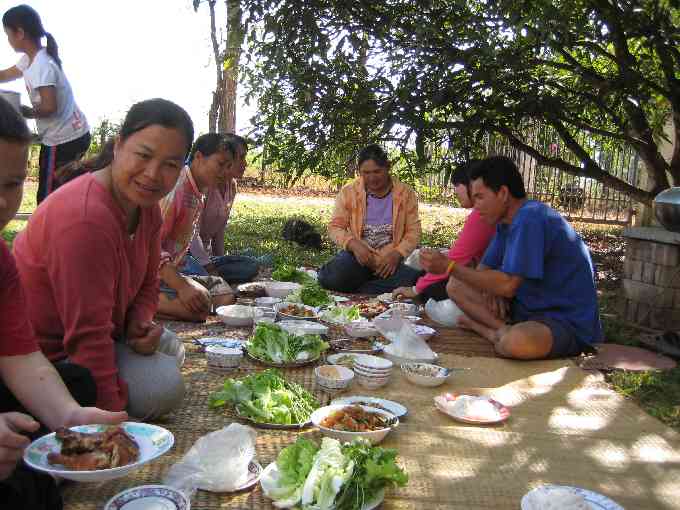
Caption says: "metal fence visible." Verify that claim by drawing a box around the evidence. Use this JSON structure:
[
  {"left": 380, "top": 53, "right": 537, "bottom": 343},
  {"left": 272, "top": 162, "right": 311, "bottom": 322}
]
[{"left": 420, "top": 124, "right": 641, "bottom": 225}]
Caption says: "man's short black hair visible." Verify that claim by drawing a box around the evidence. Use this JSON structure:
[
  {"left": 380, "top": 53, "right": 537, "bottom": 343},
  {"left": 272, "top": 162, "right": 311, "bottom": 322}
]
[{"left": 468, "top": 156, "right": 526, "bottom": 199}]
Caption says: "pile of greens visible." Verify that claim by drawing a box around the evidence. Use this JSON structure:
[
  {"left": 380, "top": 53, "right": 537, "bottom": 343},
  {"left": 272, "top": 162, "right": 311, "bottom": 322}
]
[
  {"left": 246, "top": 323, "right": 329, "bottom": 364},
  {"left": 320, "top": 305, "right": 362, "bottom": 325},
  {"left": 289, "top": 282, "right": 334, "bottom": 307},
  {"left": 261, "top": 436, "right": 408, "bottom": 509},
  {"left": 272, "top": 264, "right": 315, "bottom": 284},
  {"left": 209, "top": 369, "right": 319, "bottom": 425}
]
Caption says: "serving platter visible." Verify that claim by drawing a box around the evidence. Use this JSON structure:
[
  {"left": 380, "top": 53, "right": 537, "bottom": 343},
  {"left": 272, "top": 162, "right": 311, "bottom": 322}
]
[
  {"left": 521, "top": 485, "right": 623, "bottom": 510},
  {"left": 331, "top": 395, "right": 408, "bottom": 419},
  {"left": 244, "top": 347, "right": 322, "bottom": 368},
  {"left": 234, "top": 407, "right": 312, "bottom": 430}
]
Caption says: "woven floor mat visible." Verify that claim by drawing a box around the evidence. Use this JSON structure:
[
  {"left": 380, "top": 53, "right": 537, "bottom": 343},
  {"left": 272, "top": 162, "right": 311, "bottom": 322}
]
[{"left": 63, "top": 318, "right": 680, "bottom": 509}]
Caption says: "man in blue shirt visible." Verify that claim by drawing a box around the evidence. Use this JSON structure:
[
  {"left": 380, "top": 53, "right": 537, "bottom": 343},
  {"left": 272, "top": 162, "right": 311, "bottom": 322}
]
[{"left": 428, "top": 156, "right": 602, "bottom": 359}]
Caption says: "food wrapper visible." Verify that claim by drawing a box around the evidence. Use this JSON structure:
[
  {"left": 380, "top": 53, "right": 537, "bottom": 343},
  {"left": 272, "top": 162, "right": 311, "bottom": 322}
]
[
  {"left": 164, "top": 423, "right": 256, "bottom": 497},
  {"left": 424, "top": 298, "right": 463, "bottom": 327},
  {"left": 373, "top": 313, "right": 436, "bottom": 361}
]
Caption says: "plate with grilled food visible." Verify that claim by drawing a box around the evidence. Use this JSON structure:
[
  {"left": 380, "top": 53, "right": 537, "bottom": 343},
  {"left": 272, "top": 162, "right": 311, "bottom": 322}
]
[{"left": 23, "top": 422, "right": 174, "bottom": 482}]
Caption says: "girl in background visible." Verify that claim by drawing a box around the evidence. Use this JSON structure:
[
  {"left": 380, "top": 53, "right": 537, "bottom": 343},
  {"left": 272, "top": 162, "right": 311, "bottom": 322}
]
[{"left": 0, "top": 4, "right": 90, "bottom": 203}]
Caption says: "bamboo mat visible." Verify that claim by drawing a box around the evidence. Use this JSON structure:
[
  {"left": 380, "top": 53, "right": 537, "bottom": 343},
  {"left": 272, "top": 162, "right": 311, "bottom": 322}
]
[{"left": 62, "top": 319, "right": 680, "bottom": 509}]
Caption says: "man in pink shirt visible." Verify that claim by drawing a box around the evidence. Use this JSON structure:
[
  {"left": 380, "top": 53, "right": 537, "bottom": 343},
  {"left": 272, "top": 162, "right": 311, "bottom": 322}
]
[{"left": 393, "top": 161, "right": 495, "bottom": 301}]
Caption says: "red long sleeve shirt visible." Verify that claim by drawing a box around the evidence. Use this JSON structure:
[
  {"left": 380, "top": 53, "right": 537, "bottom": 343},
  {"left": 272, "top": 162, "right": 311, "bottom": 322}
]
[{"left": 13, "top": 174, "right": 161, "bottom": 411}]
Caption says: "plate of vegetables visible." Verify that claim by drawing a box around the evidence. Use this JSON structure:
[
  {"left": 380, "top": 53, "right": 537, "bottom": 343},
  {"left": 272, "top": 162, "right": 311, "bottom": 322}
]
[
  {"left": 271, "top": 264, "right": 316, "bottom": 285},
  {"left": 287, "top": 282, "right": 334, "bottom": 307},
  {"left": 245, "top": 323, "right": 329, "bottom": 367},
  {"left": 209, "top": 369, "right": 320, "bottom": 429},
  {"left": 260, "top": 437, "right": 407, "bottom": 510}
]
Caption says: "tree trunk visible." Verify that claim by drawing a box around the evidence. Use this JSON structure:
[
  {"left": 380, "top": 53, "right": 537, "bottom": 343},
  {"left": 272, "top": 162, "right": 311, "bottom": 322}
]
[
  {"left": 207, "top": 0, "right": 221, "bottom": 133},
  {"left": 219, "top": 0, "right": 244, "bottom": 133}
]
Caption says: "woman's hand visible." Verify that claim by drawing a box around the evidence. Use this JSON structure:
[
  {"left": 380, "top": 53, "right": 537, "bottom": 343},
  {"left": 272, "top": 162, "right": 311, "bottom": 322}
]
[
  {"left": 177, "top": 277, "right": 211, "bottom": 315},
  {"left": 63, "top": 407, "right": 128, "bottom": 429},
  {"left": 348, "top": 239, "right": 376, "bottom": 267},
  {"left": 0, "top": 412, "right": 39, "bottom": 481},
  {"left": 420, "top": 248, "right": 449, "bottom": 274},
  {"left": 126, "top": 320, "right": 163, "bottom": 355},
  {"left": 375, "top": 249, "right": 402, "bottom": 278},
  {"left": 392, "top": 286, "right": 417, "bottom": 300}
]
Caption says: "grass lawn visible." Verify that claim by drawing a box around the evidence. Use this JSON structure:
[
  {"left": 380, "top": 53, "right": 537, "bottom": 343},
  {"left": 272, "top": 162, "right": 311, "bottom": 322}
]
[{"left": 5, "top": 182, "right": 680, "bottom": 431}]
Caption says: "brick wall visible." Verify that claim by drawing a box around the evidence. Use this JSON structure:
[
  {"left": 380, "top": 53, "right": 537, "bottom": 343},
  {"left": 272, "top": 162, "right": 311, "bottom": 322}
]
[{"left": 621, "top": 238, "right": 680, "bottom": 330}]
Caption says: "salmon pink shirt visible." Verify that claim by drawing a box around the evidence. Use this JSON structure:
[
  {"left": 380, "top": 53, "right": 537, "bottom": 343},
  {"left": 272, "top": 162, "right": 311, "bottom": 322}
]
[
  {"left": 415, "top": 208, "right": 495, "bottom": 294},
  {"left": 13, "top": 174, "right": 162, "bottom": 411}
]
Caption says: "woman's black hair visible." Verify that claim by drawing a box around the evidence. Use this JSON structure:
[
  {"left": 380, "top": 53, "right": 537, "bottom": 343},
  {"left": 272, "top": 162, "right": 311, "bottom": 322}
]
[
  {"left": 56, "top": 98, "right": 194, "bottom": 182},
  {"left": 3, "top": 5, "right": 61, "bottom": 68},
  {"left": 188, "top": 133, "right": 239, "bottom": 164},
  {"left": 358, "top": 144, "right": 390, "bottom": 168},
  {"left": 468, "top": 156, "right": 527, "bottom": 199},
  {"left": 222, "top": 133, "right": 249, "bottom": 153},
  {"left": 0, "top": 96, "right": 31, "bottom": 144},
  {"left": 450, "top": 159, "right": 481, "bottom": 187}
]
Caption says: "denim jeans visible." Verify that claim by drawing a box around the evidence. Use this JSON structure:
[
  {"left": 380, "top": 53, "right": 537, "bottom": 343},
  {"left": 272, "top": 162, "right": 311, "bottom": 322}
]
[
  {"left": 183, "top": 254, "right": 260, "bottom": 284},
  {"left": 318, "top": 250, "right": 423, "bottom": 295}
]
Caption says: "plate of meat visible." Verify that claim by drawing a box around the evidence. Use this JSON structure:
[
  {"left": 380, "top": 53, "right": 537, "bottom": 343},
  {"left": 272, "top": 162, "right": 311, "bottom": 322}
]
[
  {"left": 355, "top": 300, "right": 389, "bottom": 318},
  {"left": 23, "top": 422, "right": 174, "bottom": 482}
]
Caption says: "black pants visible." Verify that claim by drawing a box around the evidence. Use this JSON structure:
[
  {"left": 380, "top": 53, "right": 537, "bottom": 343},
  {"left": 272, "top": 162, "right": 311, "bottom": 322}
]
[
  {"left": 0, "top": 363, "right": 96, "bottom": 510},
  {"left": 419, "top": 280, "right": 449, "bottom": 302},
  {"left": 37, "top": 132, "right": 91, "bottom": 204}
]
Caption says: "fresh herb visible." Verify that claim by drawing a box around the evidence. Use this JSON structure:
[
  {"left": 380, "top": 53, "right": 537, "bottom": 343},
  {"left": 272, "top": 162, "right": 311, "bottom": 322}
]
[
  {"left": 289, "top": 282, "right": 333, "bottom": 307},
  {"left": 320, "top": 305, "right": 362, "bottom": 325},
  {"left": 246, "top": 323, "right": 329, "bottom": 364},
  {"left": 272, "top": 264, "right": 315, "bottom": 284},
  {"left": 209, "top": 369, "right": 319, "bottom": 425}
]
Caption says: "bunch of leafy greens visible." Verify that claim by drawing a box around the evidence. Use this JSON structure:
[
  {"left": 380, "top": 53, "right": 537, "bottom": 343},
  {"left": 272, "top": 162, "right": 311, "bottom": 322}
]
[
  {"left": 289, "top": 282, "right": 333, "bottom": 307},
  {"left": 319, "top": 305, "right": 361, "bottom": 325},
  {"left": 262, "top": 437, "right": 407, "bottom": 509},
  {"left": 335, "top": 440, "right": 409, "bottom": 510},
  {"left": 272, "top": 264, "right": 315, "bottom": 284},
  {"left": 209, "top": 369, "right": 319, "bottom": 425},
  {"left": 246, "top": 323, "right": 329, "bottom": 364}
]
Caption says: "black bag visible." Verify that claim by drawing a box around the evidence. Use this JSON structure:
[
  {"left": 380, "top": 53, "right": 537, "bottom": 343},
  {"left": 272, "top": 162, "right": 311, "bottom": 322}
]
[{"left": 282, "top": 219, "right": 322, "bottom": 250}]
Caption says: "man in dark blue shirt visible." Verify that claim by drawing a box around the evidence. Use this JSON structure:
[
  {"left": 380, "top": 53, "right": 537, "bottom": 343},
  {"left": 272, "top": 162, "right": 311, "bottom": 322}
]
[{"left": 431, "top": 156, "right": 602, "bottom": 359}]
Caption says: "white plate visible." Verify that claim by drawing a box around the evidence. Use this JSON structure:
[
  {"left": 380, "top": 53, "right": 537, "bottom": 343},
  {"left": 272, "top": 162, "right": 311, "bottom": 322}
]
[
  {"left": 260, "top": 462, "right": 384, "bottom": 510},
  {"left": 278, "top": 319, "right": 328, "bottom": 336},
  {"left": 414, "top": 324, "right": 436, "bottom": 340},
  {"left": 434, "top": 394, "right": 510, "bottom": 425},
  {"left": 331, "top": 395, "right": 408, "bottom": 418},
  {"left": 275, "top": 301, "right": 319, "bottom": 321},
  {"left": 377, "top": 293, "right": 394, "bottom": 304},
  {"left": 333, "top": 295, "right": 350, "bottom": 303},
  {"left": 24, "top": 422, "right": 174, "bottom": 483},
  {"left": 216, "top": 305, "right": 254, "bottom": 327},
  {"left": 194, "top": 337, "right": 245, "bottom": 349},
  {"left": 521, "top": 485, "right": 624, "bottom": 510},
  {"left": 198, "top": 460, "right": 263, "bottom": 492},
  {"left": 104, "top": 485, "right": 189, "bottom": 510},
  {"left": 327, "top": 352, "right": 360, "bottom": 366}
]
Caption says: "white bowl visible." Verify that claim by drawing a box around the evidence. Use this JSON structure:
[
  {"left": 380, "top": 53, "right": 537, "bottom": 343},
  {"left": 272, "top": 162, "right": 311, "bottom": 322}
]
[
  {"left": 274, "top": 301, "right": 318, "bottom": 321},
  {"left": 310, "top": 404, "right": 397, "bottom": 445},
  {"left": 206, "top": 345, "right": 243, "bottom": 369},
  {"left": 352, "top": 354, "right": 393, "bottom": 371},
  {"left": 215, "top": 304, "right": 254, "bottom": 327},
  {"left": 255, "top": 296, "right": 282, "bottom": 308},
  {"left": 315, "top": 365, "right": 354, "bottom": 390},
  {"left": 344, "top": 320, "right": 378, "bottom": 338},
  {"left": 401, "top": 362, "right": 450, "bottom": 387},
  {"left": 389, "top": 302, "right": 419, "bottom": 316},
  {"left": 354, "top": 372, "right": 391, "bottom": 389},
  {"left": 278, "top": 320, "right": 328, "bottom": 336},
  {"left": 265, "top": 281, "right": 301, "bottom": 298},
  {"left": 382, "top": 345, "right": 438, "bottom": 366}
]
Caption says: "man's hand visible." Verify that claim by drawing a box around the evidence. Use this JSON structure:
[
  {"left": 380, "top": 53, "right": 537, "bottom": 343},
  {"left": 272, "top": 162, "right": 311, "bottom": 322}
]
[
  {"left": 348, "top": 239, "right": 376, "bottom": 267},
  {"left": 0, "top": 413, "right": 39, "bottom": 481},
  {"left": 392, "top": 286, "right": 417, "bottom": 300},
  {"left": 485, "top": 292, "right": 510, "bottom": 321},
  {"left": 63, "top": 407, "right": 128, "bottom": 429},
  {"left": 375, "top": 250, "right": 402, "bottom": 279},
  {"left": 126, "top": 320, "right": 163, "bottom": 355},
  {"left": 177, "top": 277, "right": 211, "bottom": 314},
  {"left": 420, "top": 248, "right": 449, "bottom": 274}
]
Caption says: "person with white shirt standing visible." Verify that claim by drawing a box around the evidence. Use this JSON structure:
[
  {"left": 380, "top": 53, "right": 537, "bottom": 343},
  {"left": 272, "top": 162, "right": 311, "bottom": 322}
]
[{"left": 0, "top": 4, "right": 90, "bottom": 204}]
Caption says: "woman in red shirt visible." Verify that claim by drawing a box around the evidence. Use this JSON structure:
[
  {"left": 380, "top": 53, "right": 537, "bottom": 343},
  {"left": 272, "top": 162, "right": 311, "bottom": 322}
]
[
  {"left": 14, "top": 98, "right": 193, "bottom": 420},
  {"left": 0, "top": 97, "right": 125, "bottom": 509}
]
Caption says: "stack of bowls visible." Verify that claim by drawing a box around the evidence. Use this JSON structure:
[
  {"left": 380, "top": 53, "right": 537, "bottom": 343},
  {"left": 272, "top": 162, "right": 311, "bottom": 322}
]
[
  {"left": 352, "top": 354, "right": 393, "bottom": 389},
  {"left": 315, "top": 365, "right": 354, "bottom": 394},
  {"left": 206, "top": 345, "right": 243, "bottom": 370}
]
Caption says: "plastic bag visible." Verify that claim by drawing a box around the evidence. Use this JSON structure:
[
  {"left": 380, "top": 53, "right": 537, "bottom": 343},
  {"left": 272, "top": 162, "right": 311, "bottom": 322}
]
[
  {"left": 164, "top": 423, "right": 256, "bottom": 497},
  {"left": 373, "top": 313, "right": 436, "bottom": 361},
  {"left": 425, "top": 298, "right": 463, "bottom": 327}
]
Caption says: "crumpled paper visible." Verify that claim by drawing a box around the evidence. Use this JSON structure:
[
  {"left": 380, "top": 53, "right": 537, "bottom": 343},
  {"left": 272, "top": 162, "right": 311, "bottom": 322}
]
[
  {"left": 373, "top": 313, "right": 436, "bottom": 361},
  {"left": 164, "top": 423, "right": 256, "bottom": 497}
]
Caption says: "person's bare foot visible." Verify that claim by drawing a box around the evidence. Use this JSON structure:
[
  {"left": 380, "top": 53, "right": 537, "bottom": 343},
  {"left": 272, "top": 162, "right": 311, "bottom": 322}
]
[
  {"left": 457, "top": 314, "right": 475, "bottom": 331},
  {"left": 457, "top": 314, "right": 498, "bottom": 343}
]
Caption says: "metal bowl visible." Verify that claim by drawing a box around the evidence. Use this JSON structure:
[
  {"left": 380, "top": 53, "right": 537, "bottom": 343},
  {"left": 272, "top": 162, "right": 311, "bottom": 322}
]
[{"left": 654, "top": 187, "right": 680, "bottom": 233}]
